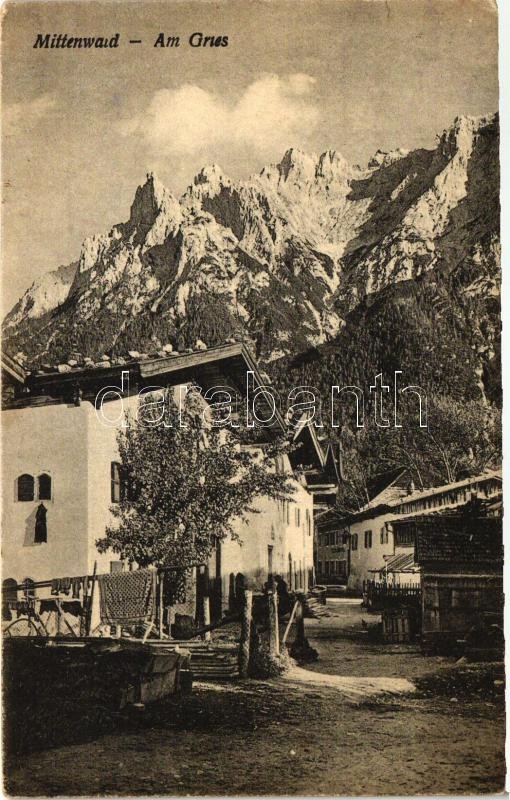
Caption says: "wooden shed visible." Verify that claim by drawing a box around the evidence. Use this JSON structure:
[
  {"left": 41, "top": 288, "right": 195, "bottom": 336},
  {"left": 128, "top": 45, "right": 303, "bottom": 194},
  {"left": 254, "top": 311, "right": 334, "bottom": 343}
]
[{"left": 414, "top": 515, "right": 503, "bottom": 654}]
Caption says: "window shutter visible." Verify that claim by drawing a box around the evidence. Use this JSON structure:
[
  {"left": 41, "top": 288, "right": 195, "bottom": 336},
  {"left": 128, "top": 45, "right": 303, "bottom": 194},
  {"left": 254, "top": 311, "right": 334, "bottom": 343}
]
[
  {"left": 2, "top": 578, "right": 17, "bottom": 603},
  {"left": 17, "top": 474, "right": 34, "bottom": 502},
  {"left": 38, "top": 473, "right": 52, "bottom": 501}
]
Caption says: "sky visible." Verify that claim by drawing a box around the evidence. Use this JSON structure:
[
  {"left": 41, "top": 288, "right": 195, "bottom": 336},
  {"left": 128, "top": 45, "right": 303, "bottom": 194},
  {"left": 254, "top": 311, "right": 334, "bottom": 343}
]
[{"left": 1, "top": 0, "right": 499, "bottom": 312}]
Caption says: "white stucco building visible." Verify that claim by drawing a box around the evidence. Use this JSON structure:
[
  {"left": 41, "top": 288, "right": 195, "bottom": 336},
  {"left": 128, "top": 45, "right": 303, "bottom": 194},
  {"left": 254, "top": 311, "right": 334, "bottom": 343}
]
[
  {"left": 2, "top": 344, "right": 324, "bottom": 620},
  {"left": 346, "top": 470, "right": 502, "bottom": 593},
  {"left": 2, "top": 400, "right": 118, "bottom": 587}
]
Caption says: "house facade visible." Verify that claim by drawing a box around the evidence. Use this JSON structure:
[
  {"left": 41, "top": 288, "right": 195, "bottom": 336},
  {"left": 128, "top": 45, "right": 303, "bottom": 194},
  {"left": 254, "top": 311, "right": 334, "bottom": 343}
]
[
  {"left": 2, "top": 344, "right": 317, "bottom": 623},
  {"left": 347, "top": 510, "right": 399, "bottom": 592},
  {"left": 315, "top": 509, "right": 349, "bottom": 585},
  {"left": 215, "top": 479, "right": 314, "bottom": 608},
  {"left": 2, "top": 400, "right": 118, "bottom": 588},
  {"left": 346, "top": 471, "right": 502, "bottom": 593}
]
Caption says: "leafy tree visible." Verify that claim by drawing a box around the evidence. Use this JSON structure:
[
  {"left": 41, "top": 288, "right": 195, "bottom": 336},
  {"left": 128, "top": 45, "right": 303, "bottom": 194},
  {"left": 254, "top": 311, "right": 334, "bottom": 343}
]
[
  {"left": 420, "top": 397, "right": 501, "bottom": 484},
  {"left": 335, "top": 396, "right": 501, "bottom": 513},
  {"left": 96, "top": 389, "right": 295, "bottom": 581}
]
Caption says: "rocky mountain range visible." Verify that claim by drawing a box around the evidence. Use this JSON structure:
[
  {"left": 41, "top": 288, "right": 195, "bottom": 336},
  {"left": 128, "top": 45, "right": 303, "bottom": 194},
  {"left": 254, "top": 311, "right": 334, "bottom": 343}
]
[{"left": 3, "top": 112, "right": 500, "bottom": 407}]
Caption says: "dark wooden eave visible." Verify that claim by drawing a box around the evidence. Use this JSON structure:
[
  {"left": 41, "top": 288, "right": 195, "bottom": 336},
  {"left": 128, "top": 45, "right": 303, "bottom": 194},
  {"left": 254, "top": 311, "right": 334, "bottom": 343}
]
[
  {"left": 14, "top": 343, "right": 287, "bottom": 438},
  {"left": 1, "top": 352, "right": 29, "bottom": 385}
]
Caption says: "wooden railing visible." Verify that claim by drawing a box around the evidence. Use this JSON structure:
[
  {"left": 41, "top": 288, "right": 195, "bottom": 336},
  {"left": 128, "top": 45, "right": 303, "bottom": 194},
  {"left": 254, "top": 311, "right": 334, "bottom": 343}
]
[{"left": 363, "top": 580, "right": 421, "bottom": 611}]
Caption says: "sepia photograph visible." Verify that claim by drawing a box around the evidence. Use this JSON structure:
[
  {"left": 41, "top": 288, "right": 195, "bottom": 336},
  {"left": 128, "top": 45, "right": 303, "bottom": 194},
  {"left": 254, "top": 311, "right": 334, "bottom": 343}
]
[{"left": 1, "top": 0, "right": 504, "bottom": 795}]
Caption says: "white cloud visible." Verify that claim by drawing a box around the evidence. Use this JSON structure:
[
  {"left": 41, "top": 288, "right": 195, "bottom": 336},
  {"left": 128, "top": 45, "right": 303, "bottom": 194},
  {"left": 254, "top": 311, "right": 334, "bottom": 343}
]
[
  {"left": 118, "top": 74, "right": 320, "bottom": 157},
  {"left": 3, "top": 93, "right": 57, "bottom": 136}
]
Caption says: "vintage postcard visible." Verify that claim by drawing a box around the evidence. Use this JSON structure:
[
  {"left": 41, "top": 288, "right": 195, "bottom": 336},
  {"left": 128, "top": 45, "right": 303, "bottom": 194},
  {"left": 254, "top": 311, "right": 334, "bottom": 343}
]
[{"left": 1, "top": 0, "right": 503, "bottom": 796}]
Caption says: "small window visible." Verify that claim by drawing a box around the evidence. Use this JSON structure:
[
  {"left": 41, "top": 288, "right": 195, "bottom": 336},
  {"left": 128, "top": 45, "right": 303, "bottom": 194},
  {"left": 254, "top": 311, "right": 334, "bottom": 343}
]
[
  {"left": 351, "top": 533, "right": 358, "bottom": 551},
  {"left": 111, "top": 462, "right": 122, "bottom": 503},
  {"left": 110, "top": 561, "right": 123, "bottom": 573},
  {"left": 17, "top": 474, "right": 34, "bottom": 502},
  {"left": 22, "top": 577, "right": 35, "bottom": 599},
  {"left": 364, "top": 530, "right": 372, "bottom": 549},
  {"left": 286, "top": 502, "right": 290, "bottom": 525},
  {"left": 38, "top": 473, "right": 52, "bottom": 501},
  {"left": 451, "top": 589, "right": 483, "bottom": 609},
  {"left": 295, "top": 507, "right": 301, "bottom": 527},
  {"left": 2, "top": 578, "right": 17, "bottom": 603}
]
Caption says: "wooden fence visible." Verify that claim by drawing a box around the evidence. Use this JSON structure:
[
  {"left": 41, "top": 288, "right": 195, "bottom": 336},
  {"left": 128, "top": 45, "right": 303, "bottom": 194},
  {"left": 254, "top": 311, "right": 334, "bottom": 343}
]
[{"left": 363, "top": 580, "right": 421, "bottom": 612}]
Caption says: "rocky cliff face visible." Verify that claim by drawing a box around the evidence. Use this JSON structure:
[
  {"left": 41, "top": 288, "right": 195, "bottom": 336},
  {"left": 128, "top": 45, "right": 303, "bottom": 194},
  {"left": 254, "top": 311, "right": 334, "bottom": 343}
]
[{"left": 3, "top": 113, "right": 499, "bottom": 376}]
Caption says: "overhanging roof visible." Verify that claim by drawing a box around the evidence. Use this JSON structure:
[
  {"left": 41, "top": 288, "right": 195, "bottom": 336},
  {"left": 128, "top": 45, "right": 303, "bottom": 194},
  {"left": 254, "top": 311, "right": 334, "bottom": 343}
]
[
  {"left": 382, "top": 552, "right": 419, "bottom": 574},
  {"left": 9, "top": 343, "right": 287, "bottom": 437},
  {"left": 1, "top": 352, "right": 28, "bottom": 385}
]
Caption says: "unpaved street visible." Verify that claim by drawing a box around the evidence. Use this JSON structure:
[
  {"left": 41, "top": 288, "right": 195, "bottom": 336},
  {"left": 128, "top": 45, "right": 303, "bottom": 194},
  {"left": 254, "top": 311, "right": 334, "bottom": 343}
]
[{"left": 5, "top": 600, "right": 505, "bottom": 796}]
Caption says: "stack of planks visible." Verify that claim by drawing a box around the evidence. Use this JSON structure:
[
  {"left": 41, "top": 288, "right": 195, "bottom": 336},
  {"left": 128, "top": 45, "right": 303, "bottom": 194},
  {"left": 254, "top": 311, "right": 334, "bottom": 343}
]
[
  {"left": 169, "top": 641, "right": 239, "bottom": 681},
  {"left": 303, "top": 596, "right": 331, "bottom": 619}
]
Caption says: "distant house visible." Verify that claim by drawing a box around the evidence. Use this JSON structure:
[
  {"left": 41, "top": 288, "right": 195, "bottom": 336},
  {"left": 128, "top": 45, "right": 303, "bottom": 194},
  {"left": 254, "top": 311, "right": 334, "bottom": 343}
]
[
  {"left": 315, "top": 509, "right": 349, "bottom": 585},
  {"left": 415, "top": 515, "right": 503, "bottom": 653},
  {"left": 1, "top": 344, "right": 321, "bottom": 625},
  {"left": 376, "top": 517, "right": 422, "bottom": 586},
  {"left": 346, "top": 470, "right": 502, "bottom": 593},
  {"left": 343, "top": 468, "right": 411, "bottom": 592},
  {"left": 288, "top": 419, "right": 342, "bottom": 512},
  {"left": 287, "top": 419, "right": 342, "bottom": 585}
]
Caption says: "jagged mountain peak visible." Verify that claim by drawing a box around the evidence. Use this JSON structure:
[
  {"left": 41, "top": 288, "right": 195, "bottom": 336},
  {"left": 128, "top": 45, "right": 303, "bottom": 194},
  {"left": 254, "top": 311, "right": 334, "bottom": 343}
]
[
  {"left": 128, "top": 172, "right": 180, "bottom": 228},
  {"left": 367, "top": 148, "right": 410, "bottom": 169},
  {"left": 316, "top": 149, "right": 350, "bottom": 179},
  {"left": 183, "top": 163, "right": 232, "bottom": 211},
  {"left": 193, "top": 163, "right": 229, "bottom": 187},
  {"left": 3, "top": 262, "right": 78, "bottom": 330},
  {"left": 258, "top": 146, "right": 352, "bottom": 192},
  {"left": 451, "top": 111, "right": 498, "bottom": 133},
  {"left": 276, "top": 147, "right": 319, "bottom": 181},
  {"left": 438, "top": 111, "right": 498, "bottom": 160}
]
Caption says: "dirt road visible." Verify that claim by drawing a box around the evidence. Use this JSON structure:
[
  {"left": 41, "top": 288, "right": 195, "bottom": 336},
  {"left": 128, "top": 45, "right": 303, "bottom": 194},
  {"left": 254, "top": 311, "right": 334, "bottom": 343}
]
[{"left": 5, "top": 600, "right": 505, "bottom": 796}]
